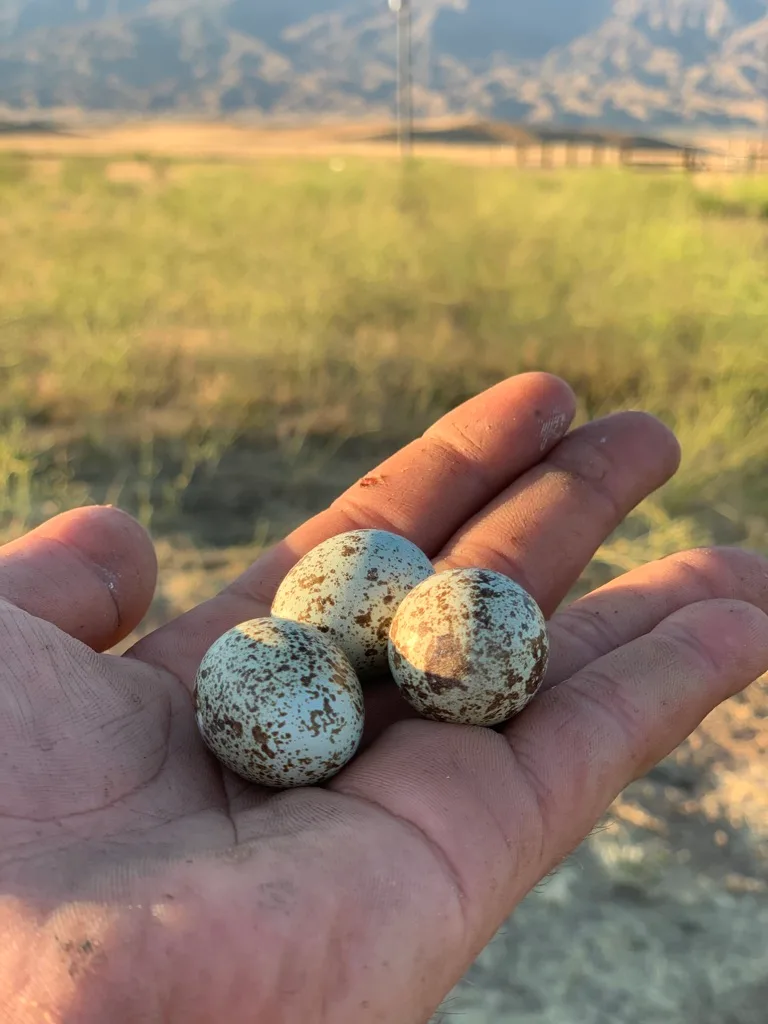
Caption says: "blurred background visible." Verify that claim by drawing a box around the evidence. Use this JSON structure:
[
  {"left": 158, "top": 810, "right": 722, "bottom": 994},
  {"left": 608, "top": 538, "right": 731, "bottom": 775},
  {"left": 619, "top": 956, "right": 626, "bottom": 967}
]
[{"left": 1, "top": 2, "right": 767, "bottom": 1022}]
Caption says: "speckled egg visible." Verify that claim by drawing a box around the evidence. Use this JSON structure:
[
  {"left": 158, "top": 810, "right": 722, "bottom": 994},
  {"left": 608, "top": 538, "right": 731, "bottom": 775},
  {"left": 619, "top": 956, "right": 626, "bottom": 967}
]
[
  {"left": 388, "top": 568, "right": 549, "bottom": 727},
  {"left": 271, "top": 530, "right": 434, "bottom": 676},
  {"left": 193, "top": 617, "right": 364, "bottom": 788}
]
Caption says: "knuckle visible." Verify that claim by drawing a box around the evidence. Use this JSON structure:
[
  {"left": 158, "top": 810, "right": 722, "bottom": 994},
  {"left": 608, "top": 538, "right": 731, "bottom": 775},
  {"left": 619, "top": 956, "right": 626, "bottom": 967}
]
[
  {"left": 546, "top": 436, "right": 625, "bottom": 521},
  {"left": 439, "top": 538, "right": 539, "bottom": 599},
  {"left": 425, "top": 427, "right": 495, "bottom": 491},
  {"left": 330, "top": 493, "right": 406, "bottom": 537},
  {"left": 569, "top": 667, "right": 649, "bottom": 766},
  {"left": 553, "top": 602, "right": 626, "bottom": 660}
]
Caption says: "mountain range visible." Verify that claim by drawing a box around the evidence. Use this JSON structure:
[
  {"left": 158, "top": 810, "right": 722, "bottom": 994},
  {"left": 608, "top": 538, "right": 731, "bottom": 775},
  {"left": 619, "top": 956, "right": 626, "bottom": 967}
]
[{"left": 2, "top": 0, "right": 768, "bottom": 127}]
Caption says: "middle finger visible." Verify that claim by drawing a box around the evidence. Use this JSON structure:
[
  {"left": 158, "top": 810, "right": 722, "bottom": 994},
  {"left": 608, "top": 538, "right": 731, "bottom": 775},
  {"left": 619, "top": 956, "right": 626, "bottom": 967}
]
[{"left": 437, "top": 411, "right": 680, "bottom": 616}]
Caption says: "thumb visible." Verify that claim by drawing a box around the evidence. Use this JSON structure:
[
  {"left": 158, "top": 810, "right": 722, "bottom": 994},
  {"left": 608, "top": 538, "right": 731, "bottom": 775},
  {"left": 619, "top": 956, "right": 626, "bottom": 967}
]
[{"left": 0, "top": 506, "right": 157, "bottom": 650}]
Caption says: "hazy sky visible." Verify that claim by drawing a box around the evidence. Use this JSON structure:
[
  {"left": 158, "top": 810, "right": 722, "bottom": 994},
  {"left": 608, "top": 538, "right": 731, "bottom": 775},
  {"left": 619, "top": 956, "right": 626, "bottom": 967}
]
[{"left": 433, "top": 0, "right": 614, "bottom": 61}]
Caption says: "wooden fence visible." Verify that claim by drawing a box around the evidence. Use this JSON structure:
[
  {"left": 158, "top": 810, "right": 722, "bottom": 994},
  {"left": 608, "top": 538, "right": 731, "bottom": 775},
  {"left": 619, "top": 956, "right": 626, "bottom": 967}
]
[{"left": 467, "top": 141, "right": 768, "bottom": 174}]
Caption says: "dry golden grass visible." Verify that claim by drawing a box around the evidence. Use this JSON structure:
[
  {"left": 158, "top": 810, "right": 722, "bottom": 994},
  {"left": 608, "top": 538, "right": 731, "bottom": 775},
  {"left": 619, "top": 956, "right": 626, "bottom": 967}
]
[{"left": 2, "top": 119, "right": 766, "bottom": 171}]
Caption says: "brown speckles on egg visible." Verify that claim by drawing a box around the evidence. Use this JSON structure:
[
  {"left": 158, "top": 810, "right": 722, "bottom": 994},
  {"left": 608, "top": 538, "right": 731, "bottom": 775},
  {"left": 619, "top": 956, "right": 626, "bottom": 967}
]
[
  {"left": 251, "top": 723, "right": 276, "bottom": 759},
  {"left": 194, "top": 618, "right": 364, "bottom": 788},
  {"left": 298, "top": 573, "right": 327, "bottom": 590},
  {"left": 271, "top": 530, "right": 434, "bottom": 677},
  {"left": 388, "top": 569, "right": 549, "bottom": 727}
]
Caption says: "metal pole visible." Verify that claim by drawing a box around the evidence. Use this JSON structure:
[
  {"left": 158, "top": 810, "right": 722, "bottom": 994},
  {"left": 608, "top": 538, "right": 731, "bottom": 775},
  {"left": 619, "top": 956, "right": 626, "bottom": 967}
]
[
  {"left": 403, "top": 0, "right": 413, "bottom": 156},
  {"left": 390, "top": 0, "right": 413, "bottom": 158},
  {"left": 396, "top": 2, "right": 405, "bottom": 155}
]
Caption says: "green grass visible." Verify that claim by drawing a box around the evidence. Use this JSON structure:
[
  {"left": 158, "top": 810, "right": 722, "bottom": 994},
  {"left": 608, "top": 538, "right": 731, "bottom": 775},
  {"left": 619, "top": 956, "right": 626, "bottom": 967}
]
[{"left": 0, "top": 155, "right": 766, "bottom": 581}]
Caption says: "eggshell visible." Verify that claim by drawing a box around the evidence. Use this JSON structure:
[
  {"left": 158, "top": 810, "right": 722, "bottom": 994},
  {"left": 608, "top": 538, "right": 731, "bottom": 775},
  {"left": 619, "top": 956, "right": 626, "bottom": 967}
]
[
  {"left": 271, "top": 529, "right": 434, "bottom": 675},
  {"left": 388, "top": 568, "right": 549, "bottom": 726},
  {"left": 194, "top": 617, "right": 364, "bottom": 788}
]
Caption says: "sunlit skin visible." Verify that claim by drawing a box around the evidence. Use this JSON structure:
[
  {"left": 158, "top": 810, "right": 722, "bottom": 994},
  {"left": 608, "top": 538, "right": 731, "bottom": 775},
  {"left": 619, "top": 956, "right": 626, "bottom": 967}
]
[{"left": 1, "top": 373, "right": 766, "bottom": 1023}]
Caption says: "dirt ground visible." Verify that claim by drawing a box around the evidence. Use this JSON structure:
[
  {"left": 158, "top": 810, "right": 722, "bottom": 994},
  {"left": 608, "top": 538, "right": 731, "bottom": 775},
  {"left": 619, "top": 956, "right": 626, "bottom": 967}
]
[{"left": 116, "top": 444, "right": 768, "bottom": 1024}]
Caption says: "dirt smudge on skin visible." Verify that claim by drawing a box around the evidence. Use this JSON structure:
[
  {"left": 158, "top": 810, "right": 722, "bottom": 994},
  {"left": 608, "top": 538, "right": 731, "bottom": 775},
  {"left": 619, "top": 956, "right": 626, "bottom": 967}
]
[
  {"left": 58, "top": 937, "right": 106, "bottom": 980},
  {"left": 539, "top": 410, "right": 570, "bottom": 452}
]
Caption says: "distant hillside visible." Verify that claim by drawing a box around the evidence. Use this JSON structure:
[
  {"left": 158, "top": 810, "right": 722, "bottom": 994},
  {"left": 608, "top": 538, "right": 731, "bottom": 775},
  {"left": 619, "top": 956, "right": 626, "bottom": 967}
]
[{"left": 2, "top": 0, "right": 768, "bottom": 127}]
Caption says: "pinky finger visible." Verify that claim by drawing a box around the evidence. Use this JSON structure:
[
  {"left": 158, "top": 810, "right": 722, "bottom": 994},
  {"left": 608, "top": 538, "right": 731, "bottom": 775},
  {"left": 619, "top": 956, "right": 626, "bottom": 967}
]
[{"left": 505, "top": 599, "right": 768, "bottom": 873}]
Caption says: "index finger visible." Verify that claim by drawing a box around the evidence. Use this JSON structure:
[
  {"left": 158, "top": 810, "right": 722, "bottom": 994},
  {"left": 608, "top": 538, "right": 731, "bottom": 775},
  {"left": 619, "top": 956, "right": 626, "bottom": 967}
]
[{"left": 130, "top": 373, "right": 575, "bottom": 684}]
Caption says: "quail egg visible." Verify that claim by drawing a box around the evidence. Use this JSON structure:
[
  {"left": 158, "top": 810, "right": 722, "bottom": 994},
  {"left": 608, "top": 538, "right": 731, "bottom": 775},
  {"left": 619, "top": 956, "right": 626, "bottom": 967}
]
[
  {"left": 194, "top": 617, "right": 364, "bottom": 788},
  {"left": 388, "top": 568, "right": 549, "bottom": 727},
  {"left": 271, "top": 529, "right": 434, "bottom": 676}
]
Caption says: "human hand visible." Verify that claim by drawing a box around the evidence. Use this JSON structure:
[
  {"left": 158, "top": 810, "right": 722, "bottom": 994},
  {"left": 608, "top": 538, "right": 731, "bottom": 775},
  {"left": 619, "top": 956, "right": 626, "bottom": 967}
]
[{"left": 1, "top": 373, "right": 767, "bottom": 1024}]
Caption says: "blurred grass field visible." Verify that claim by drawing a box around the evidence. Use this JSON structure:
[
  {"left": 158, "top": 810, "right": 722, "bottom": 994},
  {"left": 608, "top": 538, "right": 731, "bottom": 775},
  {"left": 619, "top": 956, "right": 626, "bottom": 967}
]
[
  {"left": 0, "top": 152, "right": 765, "bottom": 590},
  {"left": 1, "top": 143, "right": 768, "bottom": 1023}
]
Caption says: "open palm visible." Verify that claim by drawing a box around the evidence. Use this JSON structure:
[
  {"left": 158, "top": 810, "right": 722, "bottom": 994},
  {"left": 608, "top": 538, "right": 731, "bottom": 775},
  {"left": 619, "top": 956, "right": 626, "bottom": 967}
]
[{"left": 2, "top": 373, "right": 767, "bottom": 1024}]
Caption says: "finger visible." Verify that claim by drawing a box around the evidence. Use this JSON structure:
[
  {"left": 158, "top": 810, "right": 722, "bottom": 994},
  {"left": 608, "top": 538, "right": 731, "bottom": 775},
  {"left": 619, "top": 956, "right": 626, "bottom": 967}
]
[
  {"left": 504, "top": 600, "right": 768, "bottom": 874},
  {"left": 333, "top": 600, "right": 768, "bottom": 997},
  {"left": 546, "top": 546, "right": 768, "bottom": 686},
  {"left": 230, "top": 373, "right": 574, "bottom": 601},
  {"left": 0, "top": 506, "right": 157, "bottom": 651},
  {"left": 132, "top": 373, "right": 576, "bottom": 683},
  {"left": 437, "top": 411, "right": 681, "bottom": 616}
]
